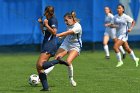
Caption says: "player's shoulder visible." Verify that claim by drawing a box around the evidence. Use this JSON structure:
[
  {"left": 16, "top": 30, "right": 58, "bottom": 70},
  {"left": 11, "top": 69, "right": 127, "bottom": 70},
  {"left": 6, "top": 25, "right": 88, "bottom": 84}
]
[
  {"left": 74, "top": 22, "right": 82, "bottom": 28},
  {"left": 108, "top": 13, "right": 114, "bottom": 17},
  {"left": 75, "top": 22, "right": 81, "bottom": 26},
  {"left": 53, "top": 17, "right": 57, "bottom": 20},
  {"left": 50, "top": 16, "right": 57, "bottom": 21},
  {"left": 122, "top": 13, "right": 131, "bottom": 18}
]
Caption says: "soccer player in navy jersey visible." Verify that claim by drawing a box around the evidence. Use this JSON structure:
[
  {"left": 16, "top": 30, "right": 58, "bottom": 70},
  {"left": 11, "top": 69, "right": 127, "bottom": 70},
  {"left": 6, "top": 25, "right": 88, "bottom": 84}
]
[{"left": 36, "top": 6, "right": 58, "bottom": 91}]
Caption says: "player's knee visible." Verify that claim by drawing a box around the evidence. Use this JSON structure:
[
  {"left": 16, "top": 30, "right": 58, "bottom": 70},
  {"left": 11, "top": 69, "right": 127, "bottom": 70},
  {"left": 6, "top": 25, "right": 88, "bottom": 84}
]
[
  {"left": 125, "top": 47, "right": 131, "bottom": 53},
  {"left": 113, "top": 45, "right": 120, "bottom": 53},
  {"left": 113, "top": 45, "right": 117, "bottom": 50},
  {"left": 103, "top": 41, "right": 107, "bottom": 45},
  {"left": 66, "top": 60, "right": 72, "bottom": 65},
  {"left": 36, "top": 61, "right": 43, "bottom": 70}
]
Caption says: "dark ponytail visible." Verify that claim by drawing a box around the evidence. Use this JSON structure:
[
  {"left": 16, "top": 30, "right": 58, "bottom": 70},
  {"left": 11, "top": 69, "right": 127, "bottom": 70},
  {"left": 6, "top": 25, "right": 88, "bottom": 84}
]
[{"left": 44, "top": 6, "right": 54, "bottom": 16}]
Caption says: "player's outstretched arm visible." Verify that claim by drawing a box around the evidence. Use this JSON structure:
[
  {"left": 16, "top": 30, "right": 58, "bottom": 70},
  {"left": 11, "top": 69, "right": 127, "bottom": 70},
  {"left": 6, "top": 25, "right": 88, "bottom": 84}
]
[{"left": 56, "top": 30, "right": 74, "bottom": 37}]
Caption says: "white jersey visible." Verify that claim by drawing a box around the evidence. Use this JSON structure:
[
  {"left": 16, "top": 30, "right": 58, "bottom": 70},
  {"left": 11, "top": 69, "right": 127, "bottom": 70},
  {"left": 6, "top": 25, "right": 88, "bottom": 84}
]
[
  {"left": 105, "top": 13, "right": 115, "bottom": 32},
  {"left": 60, "top": 22, "right": 82, "bottom": 53},
  {"left": 63, "top": 22, "right": 82, "bottom": 47},
  {"left": 104, "top": 13, "right": 116, "bottom": 39},
  {"left": 113, "top": 13, "right": 133, "bottom": 36}
]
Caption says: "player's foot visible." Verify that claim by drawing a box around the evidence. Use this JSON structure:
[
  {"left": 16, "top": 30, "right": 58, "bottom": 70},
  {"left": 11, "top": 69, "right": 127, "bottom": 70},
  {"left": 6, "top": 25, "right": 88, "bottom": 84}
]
[
  {"left": 105, "top": 56, "right": 110, "bottom": 59},
  {"left": 70, "top": 79, "right": 77, "bottom": 87},
  {"left": 116, "top": 61, "right": 123, "bottom": 67},
  {"left": 135, "top": 58, "right": 139, "bottom": 67},
  {"left": 122, "top": 54, "right": 126, "bottom": 59},
  {"left": 57, "top": 57, "right": 69, "bottom": 66},
  {"left": 40, "top": 88, "right": 50, "bottom": 91}
]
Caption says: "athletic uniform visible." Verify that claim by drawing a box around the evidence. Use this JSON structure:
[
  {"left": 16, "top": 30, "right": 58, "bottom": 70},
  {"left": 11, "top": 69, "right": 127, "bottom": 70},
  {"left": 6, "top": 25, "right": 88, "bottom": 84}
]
[
  {"left": 112, "top": 13, "right": 139, "bottom": 67},
  {"left": 113, "top": 13, "right": 133, "bottom": 42},
  {"left": 60, "top": 22, "right": 82, "bottom": 53},
  {"left": 41, "top": 16, "right": 58, "bottom": 56},
  {"left": 104, "top": 13, "right": 116, "bottom": 39}
]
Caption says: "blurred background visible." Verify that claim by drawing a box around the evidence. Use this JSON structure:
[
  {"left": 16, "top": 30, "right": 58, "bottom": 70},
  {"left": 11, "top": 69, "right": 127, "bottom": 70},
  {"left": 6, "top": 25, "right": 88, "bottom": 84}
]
[{"left": 0, "top": 0, "right": 140, "bottom": 52}]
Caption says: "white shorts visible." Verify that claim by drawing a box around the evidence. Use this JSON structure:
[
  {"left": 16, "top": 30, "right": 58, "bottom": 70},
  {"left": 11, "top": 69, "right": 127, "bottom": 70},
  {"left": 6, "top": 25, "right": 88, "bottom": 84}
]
[
  {"left": 104, "top": 29, "right": 116, "bottom": 39},
  {"left": 59, "top": 43, "right": 81, "bottom": 53},
  {"left": 117, "top": 34, "right": 128, "bottom": 42}
]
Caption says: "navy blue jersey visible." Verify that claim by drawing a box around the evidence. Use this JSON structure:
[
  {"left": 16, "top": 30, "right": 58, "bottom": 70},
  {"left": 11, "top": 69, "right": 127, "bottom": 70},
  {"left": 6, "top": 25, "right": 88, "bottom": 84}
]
[
  {"left": 41, "top": 16, "right": 58, "bottom": 56},
  {"left": 42, "top": 16, "right": 58, "bottom": 40}
]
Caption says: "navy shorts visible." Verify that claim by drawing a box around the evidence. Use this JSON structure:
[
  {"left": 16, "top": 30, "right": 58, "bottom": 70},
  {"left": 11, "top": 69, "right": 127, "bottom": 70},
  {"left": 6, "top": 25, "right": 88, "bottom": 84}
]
[{"left": 41, "top": 37, "right": 58, "bottom": 57}]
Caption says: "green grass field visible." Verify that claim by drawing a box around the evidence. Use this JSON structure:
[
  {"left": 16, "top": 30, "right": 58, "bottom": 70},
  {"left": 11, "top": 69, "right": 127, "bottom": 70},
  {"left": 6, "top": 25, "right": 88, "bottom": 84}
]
[{"left": 0, "top": 50, "right": 140, "bottom": 93}]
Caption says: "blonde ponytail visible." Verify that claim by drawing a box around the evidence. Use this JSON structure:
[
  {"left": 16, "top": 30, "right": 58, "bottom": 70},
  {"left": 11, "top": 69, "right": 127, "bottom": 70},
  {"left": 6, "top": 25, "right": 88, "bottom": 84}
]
[{"left": 71, "top": 11, "right": 80, "bottom": 22}]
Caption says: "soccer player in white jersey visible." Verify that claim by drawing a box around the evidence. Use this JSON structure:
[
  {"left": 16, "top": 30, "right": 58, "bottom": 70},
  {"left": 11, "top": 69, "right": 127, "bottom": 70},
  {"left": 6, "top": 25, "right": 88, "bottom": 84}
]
[
  {"left": 56, "top": 11, "right": 82, "bottom": 86},
  {"left": 42, "top": 11, "right": 82, "bottom": 87},
  {"left": 106, "top": 4, "right": 139, "bottom": 67},
  {"left": 104, "top": 6, "right": 126, "bottom": 59}
]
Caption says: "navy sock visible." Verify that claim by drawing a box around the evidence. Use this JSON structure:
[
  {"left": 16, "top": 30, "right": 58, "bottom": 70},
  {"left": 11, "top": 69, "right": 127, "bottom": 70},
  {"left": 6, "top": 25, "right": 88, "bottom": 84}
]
[
  {"left": 39, "top": 73, "right": 48, "bottom": 89},
  {"left": 42, "top": 60, "right": 59, "bottom": 69}
]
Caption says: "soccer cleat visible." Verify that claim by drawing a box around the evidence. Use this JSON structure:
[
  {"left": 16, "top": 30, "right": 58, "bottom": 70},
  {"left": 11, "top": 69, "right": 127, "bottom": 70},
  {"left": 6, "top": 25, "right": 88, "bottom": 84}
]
[
  {"left": 116, "top": 61, "right": 123, "bottom": 67},
  {"left": 135, "top": 58, "right": 139, "bottom": 67},
  {"left": 57, "top": 57, "right": 69, "bottom": 66},
  {"left": 122, "top": 54, "right": 126, "bottom": 59},
  {"left": 70, "top": 79, "right": 77, "bottom": 87},
  {"left": 40, "top": 88, "right": 50, "bottom": 91},
  {"left": 105, "top": 56, "right": 110, "bottom": 59}
]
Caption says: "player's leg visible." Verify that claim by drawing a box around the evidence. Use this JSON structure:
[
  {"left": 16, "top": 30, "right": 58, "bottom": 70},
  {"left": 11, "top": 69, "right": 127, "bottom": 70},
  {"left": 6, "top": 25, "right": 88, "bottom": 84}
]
[
  {"left": 113, "top": 39, "right": 124, "bottom": 67},
  {"left": 36, "top": 53, "right": 51, "bottom": 91},
  {"left": 103, "top": 35, "right": 110, "bottom": 59},
  {"left": 44, "top": 66, "right": 54, "bottom": 75},
  {"left": 66, "top": 50, "right": 79, "bottom": 87},
  {"left": 123, "top": 42, "right": 139, "bottom": 67},
  {"left": 119, "top": 46, "right": 126, "bottom": 59},
  {"left": 42, "top": 48, "right": 68, "bottom": 69},
  {"left": 113, "top": 38, "right": 126, "bottom": 59},
  {"left": 55, "top": 48, "right": 68, "bottom": 59}
]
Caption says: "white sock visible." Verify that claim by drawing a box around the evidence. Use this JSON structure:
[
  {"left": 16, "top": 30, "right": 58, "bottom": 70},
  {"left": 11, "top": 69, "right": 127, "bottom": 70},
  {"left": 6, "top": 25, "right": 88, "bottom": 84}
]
[
  {"left": 130, "top": 50, "right": 137, "bottom": 61},
  {"left": 119, "top": 46, "right": 125, "bottom": 54},
  {"left": 44, "top": 66, "right": 54, "bottom": 75},
  {"left": 67, "top": 64, "right": 73, "bottom": 80},
  {"left": 116, "top": 52, "right": 122, "bottom": 62},
  {"left": 104, "top": 45, "right": 110, "bottom": 56}
]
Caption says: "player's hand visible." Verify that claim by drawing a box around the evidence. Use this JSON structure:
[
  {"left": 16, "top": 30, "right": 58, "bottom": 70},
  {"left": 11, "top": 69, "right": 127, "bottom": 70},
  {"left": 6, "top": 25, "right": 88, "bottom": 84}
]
[
  {"left": 104, "top": 23, "right": 111, "bottom": 27},
  {"left": 38, "top": 18, "right": 43, "bottom": 23},
  {"left": 128, "top": 28, "right": 132, "bottom": 32},
  {"left": 56, "top": 34, "right": 60, "bottom": 37}
]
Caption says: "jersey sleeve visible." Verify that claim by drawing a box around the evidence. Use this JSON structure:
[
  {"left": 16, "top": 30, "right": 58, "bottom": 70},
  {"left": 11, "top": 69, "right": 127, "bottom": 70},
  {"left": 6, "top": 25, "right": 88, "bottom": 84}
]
[
  {"left": 71, "top": 23, "right": 82, "bottom": 34},
  {"left": 50, "top": 18, "right": 58, "bottom": 29},
  {"left": 110, "top": 14, "right": 114, "bottom": 20},
  {"left": 125, "top": 15, "right": 133, "bottom": 23}
]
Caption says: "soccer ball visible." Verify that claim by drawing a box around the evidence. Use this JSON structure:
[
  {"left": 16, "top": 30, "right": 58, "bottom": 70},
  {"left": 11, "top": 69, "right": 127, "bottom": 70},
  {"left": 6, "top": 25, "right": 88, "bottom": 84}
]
[{"left": 28, "top": 74, "right": 40, "bottom": 86}]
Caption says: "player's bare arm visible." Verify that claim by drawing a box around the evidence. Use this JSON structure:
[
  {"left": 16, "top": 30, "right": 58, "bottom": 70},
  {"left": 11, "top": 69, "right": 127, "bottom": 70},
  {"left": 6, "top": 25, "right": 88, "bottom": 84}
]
[
  {"left": 56, "top": 30, "right": 74, "bottom": 37},
  {"left": 128, "top": 20, "right": 135, "bottom": 32},
  {"left": 44, "top": 19, "right": 57, "bottom": 35}
]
